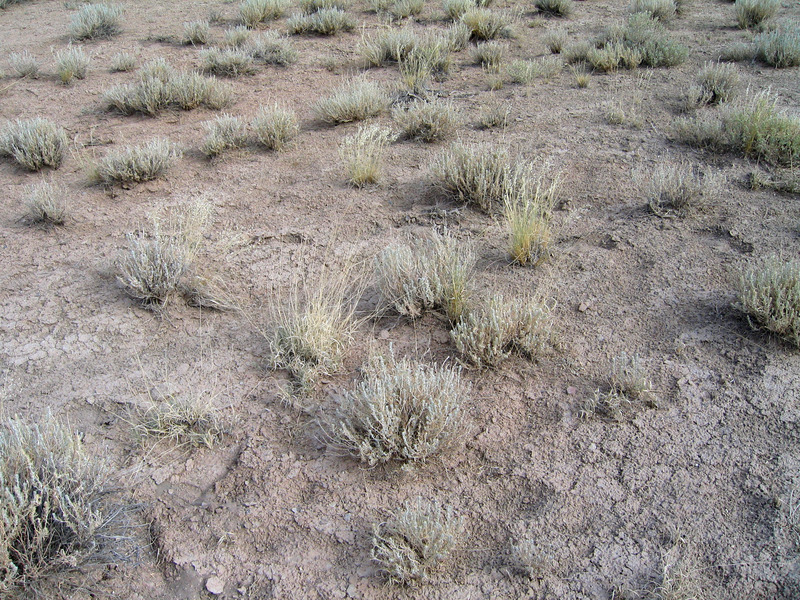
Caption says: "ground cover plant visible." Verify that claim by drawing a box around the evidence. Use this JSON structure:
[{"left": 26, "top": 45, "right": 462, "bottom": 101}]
[
  {"left": 251, "top": 103, "right": 299, "bottom": 150},
  {"left": 22, "top": 180, "right": 68, "bottom": 226},
  {"left": 737, "top": 255, "right": 800, "bottom": 348},
  {"left": 69, "top": 3, "right": 122, "bottom": 40},
  {"left": 393, "top": 98, "right": 460, "bottom": 142},
  {"left": 55, "top": 46, "right": 90, "bottom": 84},
  {"left": 315, "top": 77, "right": 389, "bottom": 124},
  {"left": 8, "top": 50, "right": 38, "bottom": 78},
  {"left": 339, "top": 124, "right": 395, "bottom": 187},
  {"left": 89, "top": 138, "right": 179, "bottom": 185},
  {"left": 0, "top": 117, "right": 68, "bottom": 171}
]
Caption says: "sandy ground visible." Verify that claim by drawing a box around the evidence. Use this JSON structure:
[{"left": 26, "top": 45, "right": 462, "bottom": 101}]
[{"left": 1, "top": 0, "right": 799, "bottom": 598}]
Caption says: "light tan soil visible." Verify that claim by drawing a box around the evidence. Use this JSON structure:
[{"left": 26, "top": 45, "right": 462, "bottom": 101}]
[{"left": 1, "top": 0, "right": 799, "bottom": 598}]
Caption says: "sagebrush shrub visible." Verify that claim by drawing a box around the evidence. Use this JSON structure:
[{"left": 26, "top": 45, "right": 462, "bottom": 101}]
[
  {"left": 393, "top": 99, "right": 459, "bottom": 142},
  {"left": 315, "top": 77, "right": 389, "bottom": 124},
  {"left": 110, "top": 51, "right": 136, "bottom": 72},
  {"left": 201, "top": 114, "right": 248, "bottom": 157},
  {"left": 90, "top": 138, "right": 179, "bottom": 185},
  {"left": 69, "top": 3, "right": 122, "bottom": 40},
  {"left": 201, "top": 48, "right": 256, "bottom": 77},
  {"left": 23, "top": 181, "right": 68, "bottom": 226},
  {"left": 631, "top": 0, "right": 676, "bottom": 21},
  {"left": 135, "top": 390, "right": 226, "bottom": 448},
  {"left": 398, "top": 39, "right": 452, "bottom": 93},
  {"left": 375, "top": 229, "right": 475, "bottom": 322},
  {"left": 252, "top": 104, "right": 299, "bottom": 150},
  {"left": 372, "top": 498, "right": 464, "bottom": 585},
  {"left": 170, "top": 72, "right": 231, "bottom": 110},
  {"left": 299, "top": 0, "right": 349, "bottom": 12},
  {"left": 182, "top": 20, "right": 211, "bottom": 45},
  {"left": 9, "top": 50, "right": 39, "bottom": 78},
  {"left": 224, "top": 25, "right": 252, "bottom": 48},
  {"left": 544, "top": 28, "right": 567, "bottom": 53},
  {"left": 472, "top": 40, "right": 505, "bottom": 72},
  {"left": 287, "top": 8, "right": 356, "bottom": 35},
  {"left": 0, "top": 118, "right": 68, "bottom": 171},
  {"left": 443, "top": 0, "right": 475, "bottom": 20},
  {"left": 754, "top": 22, "right": 800, "bottom": 67},
  {"left": 687, "top": 62, "right": 739, "bottom": 107},
  {"left": 360, "top": 27, "right": 418, "bottom": 67},
  {"left": 726, "top": 90, "right": 800, "bottom": 166},
  {"left": 735, "top": 0, "right": 779, "bottom": 29},
  {"left": 460, "top": 8, "right": 512, "bottom": 40},
  {"left": 240, "top": 0, "right": 287, "bottom": 27},
  {"left": 340, "top": 125, "right": 395, "bottom": 187},
  {"left": 248, "top": 31, "right": 299, "bottom": 65},
  {"left": 642, "top": 161, "right": 711, "bottom": 217},
  {"left": 0, "top": 417, "right": 133, "bottom": 595},
  {"left": 738, "top": 256, "right": 800, "bottom": 348},
  {"left": 55, "top": 46, "right": 90, "bottom": 84},
  {"left": 391, "top": 0, "right": 424, "bottom": 19},
  {"left": 326, "top": 353, "right": 468, "bottom": 465},
  {"left": 507, "top": 56, "right": 562, "bottom": 83},
  {"left": 535, "top": 0, "right": 573, "bottom": 18}
]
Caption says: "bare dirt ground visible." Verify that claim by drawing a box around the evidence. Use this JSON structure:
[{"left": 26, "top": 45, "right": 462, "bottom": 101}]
[{"left": 1, "top": 0, "right": 799, "bottom": 598}]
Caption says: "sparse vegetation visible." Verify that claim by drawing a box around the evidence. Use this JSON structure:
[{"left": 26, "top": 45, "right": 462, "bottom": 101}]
[
  {"left": 631, "top": 0, "right": 676, "bottom": 21},
  {"left": 460, "top": 8, "right": 512, "bottom": 40},
  {"left": 360, "top": 27, "right": 417, "bottom": 67},
  {"left": 535, "top": 0, "right": 573, "bottom": 18},
  {"left": 224, "top": 25, "right": 252, "bottom": 48},
  {"left": 504, "top": 173, "right": 560, "bottom": 266},
  {"left": 398, "top": 40, "right": 452, "bottom": 93},
  {"left": 587, "top": 12, "right": 687, "bottom": 70},
  {"left": 69, "top": 3, "right": 122, "bottom": 41},
  {"left": 478, "top": 101, "right": 510, "bottom": 128},
  {"left": 134, "top": 389, "right": 226, "bottom": 448},
  {"left": 23, "top": 180, "right": 68, "bottom": 226},
  {"left": 170, "top": 72, "right": 231, "bottom": 110},
  {"left": 737, "top": 255, "right": 800, "bottom": 348},
  {"left": 201, "top": 48, "right": 256, "bottom": 77},
  {"left": 55, "top": 46, "right": 89, "bottom": 84},
  {"left": 0, "top": 416, "right": 133, "bottom": 595},
  {"left": 315, "top": 77, "right": 389, "bottom": 124},
  {"left": 754, "top": 22, "right": 800, "bottom": 68},
  {"left": 90, "top": 138, "right": 179, "bottom": 185},
  {"left": 340, "top": 124, "right": 395, "bottom": 187},
  {"left": 9, "top": 50, "right": 39, "bottom": 78},
  {"left": 247, "top": 31, "right": 298, "bottom": 65},
  {"left": 451, "top": 295, "right": 553, "bottom": 368},
  {"left": 0, "top": 117, "right": 68, "bottom": 171},
  {"left": 110, "top": 51, "right": 136, "bottom": 72},
  {"left": 372, "top": 498, "right": 464, "bottom": 585},
  {"left": 326, "top": 352, "right": 468, "bottom": 465},
  {"left": 735, "top": 0, "right": 779, "bottom": 30},
  {"left": 252, "top": 104, "right": 299, "bottom": 150},
  {"left": 202, "top": 114, "right": 248, "bottom": 157},
  {"left": 240, "top": 0, "right": 288, "bottom": 27},
  {"left": 641, "top": 160, "right": 716, "bottom": 217},
  {"left": 472, "top": 41, "right": 505, "bottom": 72},
  {"left": 182, "top": 21, "right": 211, "bottom": 45},
  {"left": 375, "top": 229, "right": 475, "bottom": 322},
  {"left": 507, "top": 56, "right": 562, "bottom": 83},
  {"left": 391, "top": 0, "right": 424, "bottom": 19},
  {"left": 581, "top": 353, "right": 656, "bottom": 421},
  {"left": 544, "top": 28, "right": 567, "bottom": 53},
  {"left": 443, "top": 0, "right": 475, "bottom": 20},
  {"left": 687, "top": 62, "right": 739, "bottom": 107},
  {"left": 393, "top": 99, "right": 459, "bottom": 142},
  {"left": 287, "top": 8, "right": 356, "bottom": 35}
]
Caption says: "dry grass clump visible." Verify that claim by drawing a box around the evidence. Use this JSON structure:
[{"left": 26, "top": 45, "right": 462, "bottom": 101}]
[
  {"left": 9, "top": 50, "right": 39, "bottom": 78},
  {"left": 590, "top": 12, "right": 687, "bottom": 69},
  {"left": 239, "top": 0, "right": 288, "bottom": 27},
  {"left": 535, "top": 0, "right": 573, "bottom": 18},
  {"left": 372, "top": 498, "right": 464, "bottom": 585},
  {"left": 398, "top": 39, "right": 453, "bottom": 93},
  {"left": 641, "top": 161, "right": 716, "bottom": 217},
  {"left": 432, "top": 142, "right": 535, "bottom": 212},
  {"left": 315, "top": 77, "right": 389, "bottom": 124},
  {"left": 0, "top": 117, "right": 68, "bottom": 171},
  {"left": 451, "top": 295, "right": 553, "bottom": 368},
  {"left": 504, "top": 173, "right": 560, "bottom": 266},
  {"left": 171, "top": 72, "right": 231, "bottom": 110},
  {"left": 300, "top": 0, "right": 349, "bottom": 12},
  {"left": 581, "top": 353, "right": 657, "bottom": 421},
  {"left": 472, "top": 40, "right": 505, "bottom": 72},
  {"left": 200, "top": 47, "right": 256, "bottom": 77},
  {"left": 393, "top": 99, "right": 459, "bottom": 142},
  {"left": 686, "top": 62, "right": 739, "bottom": 107},
  {"left": 386, "top": 0, "right": 424, "bottom": 19},
  {"left": 134, "top": 390, "right": 226, "bottom": 448},
  {"left": 375, "top": 229, "right": 475, "bottom": 323},
  {"left": 0, "top": 416, "right": 133, "bottom": 595},
  {"left": 507, "top": 56, "right": 562, "bottom": 83},
  {"left": 69, "top": 3, "right": 122, "bottom": 40},
  {"left": 737, "top": 256, "right": 800, "bottom": 348},
  {"left": 340, "top": 125, "right": 395, "bottom": 187},
  {"left": 586, "top": 41, "right": 642, "bottom": 72},
  {"left": 754, "top": 22, "right": 800, "bottom": 68},
  {"left": 631, "top": 0, "right": 676, "bottom": 21},
  {"left": 287, "top": 8, "right": 356, "bottom": 35},
  {"left": 182, "top": 21, "right": 211, "bottom": 45},
  {"left": 90, "top": 138, "right": 179, "bottom": 185},
  {"left": 735, "top": 0, "right": 779, "bottom": 30},
  {"left": 224, "top": 25, "right": 252, "bottom": 48},
  {"left": 247, "top": 31, "right": 298, "bottom": 65},
  {"left": 55, "top": 46, "right": 89, "bottom": 84},
  {"left": 201, "top": 114, "right": 248, "bottom": 157},
  {"left": 460, "top": 7, "right": 512, "bottom": 40},
  {"left": 23, "top": 181, "right": 68, "bottom": 226},
  {"left": 251, "top": 104, "right": 299, "bottom": 150},
  {"left": 360, "top": 27, "right": 418, "bottom": 67},
  {"left": 110, "top": 51, "right": 136, "bottom": 72},
  {"left": 544, "top": 28, "right": 567, "bottom": 53},
  {"left": 326, "top": 353, "right": 468, "bottom": 465},
  {"left": 443, "top": 0, "right": 482, "bottom": 21}
]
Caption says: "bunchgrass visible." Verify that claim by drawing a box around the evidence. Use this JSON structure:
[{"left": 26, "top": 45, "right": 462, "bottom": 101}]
[
  {"left": 535, "top": 0, "right": 573, "bottom": 18},
  {"left": 182, "top": 21, "right": 211, "bottom": 45},
  {"left": 200, "top": 47, "right": 256, "bottom": 77},
  {"left": 224, "top": 25, "right": 252, "bottom": 48},
  {"left": 299, "top": 0, "right": 349, "bottom": 12},
  {"left": 735, "top": 0, "right": 779, "bottom": 30},
  {"left": 443, "top": 0, "right": 475, "bottom": 20},
  {"left": 451, "top": 295, "right": 553, "bottom": 368},
  {"left": 110, "top": 51, "right": 136, "bottom": 72},
  {"left": 170, "top": 72, "right": 232, "bottom": 110},
  {"left": 754, "top": 22, "right": 800, "bottom": 68},
  {"left": 69, "top": 3, "right": 122, "bottom": 40},
  {"left": 325, "top": 352, "right": 468, "bottom": 465},
  {"left": 631, "top": 0, "right": 676, "bottom": 21},
  {"left": 201, "top": 114, "right": 248, "bottom": 157},
  {"left": 460, "top": 7, "right": 512, "bottom": 40},
  {"left": 737, "top": 255, "right": 800, "bottom": 348},
  {"left": 0, "top": 416, "right": 133, "bottom": 595},
  {"left": 252, "top": 104, "right": 299, "bottom": 150},
  {"left": 315, "top": 77, "right": 389, "bottom": 124},
  {"left": 393, "top": 99, "right": 459, "bottom": 142},
  {"left": 372, "top": 498, "right": 464, "bottom": 585},
  {"left": 391, "top": 0, "right": 424, "bottom": 19},
  {"left": 397, "top": 39, "right": 452, "bottom": 93},
  {"left": 686, "top": 62, "right": 739, "bottom": 107},
  {"left": 472, "top": 40, "right": 505, "bottom": 72},
  {"left": 247, "top": 31, "right": 298, "bottom": 65},
  {"left": 340, "top": 124, "right": 395, "bottom": 187},
  {"left": 359, "top": 27, "right": 418, "bottom": 67},
  {"left": 134, "top": 390, "right": 226, "bottom": 448},
  {"left": 55, "top": 46, "right": 90, "bottom": 84},
  {"left": 507, "top": 56, "right": 562, "bottom": 83},
  {"left": 23, "top": 181, "right": 68, "bottom": 226},
  {"left": 9, "top": 50, "right": 39, "bottom": 78},
  {"left": 0, "top": 117, "right": 68, "bottom": 171},
  {"left": 90, "top": 138, "right": 179, "bottom": 185},
  {"left": 239, "top": 0, "right": 288, "bottom": 27},
  {"left": 287, "top": 8, "right": 356, "bottom": 35},
  {"left": 544, "top": 28, "right": 567, "bottom": 53},
  {"left": 375, "top": 229, "right": 475, "bottom": 323},
  {"left": 504, "top": 173, "right": 560, "bottom": 266},
  {"left": 642, "top": 161, "right": 711, "bottom": 217}
]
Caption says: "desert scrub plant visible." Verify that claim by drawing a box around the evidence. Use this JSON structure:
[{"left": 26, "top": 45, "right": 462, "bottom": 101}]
[
  {"left": 69, "top": 3, "right": 122, "bottom": 40},
  {"left": 726, "top": 90, "right": 800, "bottom": 166},
  {"left": 472, "top": 40, "right": 505, "bottom": 72},
  {"left": 55, "top": 46, "right": 89, "bottom": 84},
  {"left": 544, "top": 28, "right": 567, "bottom": 53},
  {"left": 248, "top": 31, "right": 298, "bottom": 65},
  {"left": 359, "top": 27, "right": 418, "bottom": 67},
  {"left": 460, "top": 7, "right": 512, "bottom": 40},
  {"left": 372, "top": 498, "right": 464, "bottom": 585},
  {"left": 134, "top": 390, "right": 226, "bottom": 448},
  {"left": 447, "top": 21, "right": 472, "bottom": 51},
  {"left": 299, "top": 0, "right": 350, "bottom": 12},
  {"left": 201, "top": 47, "right": 256, "bottom": 77},
  {"left": 224, "top": 25, "right": 252, "bottom": 48},
  {"left": 315, "top": 77, "right": 389, "bottom": 124},
  {"left": 431, "top": 142, "right": 535, "bottom": 212},
  {"left": 287, "top": 8, "right": 356, "bottom": 35},
  {"left": 443, "top": 0, "right": 475, "bottom": 20},
  {"left": 182, "top": 20, "right": 211, "bottom": 45},
  {"left": 504, "top": 173, "right": 560, "bottom": 266},
  {"left": 631, "top": 0, "right": 676, "bottom": 21},
  {"left": 640, "top": 160, "right": 714, "bottom": 217},
  {"left": 23, "top": 180, "right": 68, "bottom": 226},
  {"left": 686, "top": 62, "right": 739, "bottom": 108},
  {"left": 451, "top": 295, "right": 553, "bottom": 368},
  {"left": 340, "top": 124, "right": 395, "bottom": 187},
  {"left": 0, "top": 416, "right": 133, "bottom": 595},
  {"left": 735, "top": 0, "right": 779, "bottom": 29},
  {"left": 252, "top": 104, "right": 299, "bottom": 150},
  {"left": 9, "top": 50, "right": 39, "bottom": 78},
  {"left": 375, "top": 229, "right": 475, "bottom": 322},
  {"left": 754, "top": 22, "right": 800, "bottom": 68},
  {"left": 0, "top": 117, "right": 68, "bottom": 171},
  {"left": 586, "top": 41, "right": 642, "bottom": 71},
  {"left": 170, "top": 72, "right": 232, "bottom": 110},
  {"left": 393, "top": 99, "right": 459, "bottom": 142},
  {"left": 580, "top": 353, "right": 657, "bottom": 421},
  {"left": 239, "top": 0, "right": 288, "bottom": 27},
  {"left": 104, "top": 58, "right": 174, "bottom": 115},
  {"left": 325, "top": 353, "right": 468, "bottom": 465},
  {"left": 479, "top": 102, "right": 510, "bottom": 128},
  {"left": 201, "top": 114, "right": 248, "bottom": 157},
  {"left": 506, "top": 56, "right": 562, "bottom": 83},
  {"left": 398, "top": 39, "right": 452, "bottom": 93},
  {"left": 110, "top": 51, "right": 136, "bottom": 72},
  {"left": 595, "top": 12, "right": 687, "bottom": 68},
  {"left": 737, "top": 255, "right": 800, "bottom": 348},
  {"left": 90, "top": 138, "right": 179, "bottom": 185},
  {"left": 535, "top": 0, "right": 573, "bottom": 18}
]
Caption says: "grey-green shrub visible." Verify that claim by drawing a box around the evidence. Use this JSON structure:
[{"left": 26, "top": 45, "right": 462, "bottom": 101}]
[
  {"left": 9, "top": 50, "right": 39, "bottom": 78},
  {"left": 340, "top": 125, "right": 395, "bottom": 187},
  {"left": 252, "top": 104, "right": 299, "bottom": 150},
  {"left": 535, "top": 0, "right": 573, "bottom": 18},
  {"left": 247, "top": 31, "right": 298, "bottom": 65},
  {"left": 299, "top": 0, "right": 349, "bottom": 12},
  {"left": 631, "top": 0, "right": 676, "bottom": 21},
  {"left": 755, "top": 22, "right": 800, "bottom": 67},
  {"left": 686, "top": 62, "right": 739, "bottom": 107},
  {"left": 182, "top": 21, "right": 211, "bottom": 45},
  {"left": 360, "top": 27, "right": 418, "bottom": 67},
  {"left": 315, "top": 77, "right": 389, "bottom": 124},
  {"left": 642, "top": 161, "right": 709, "bottom": 217},
  {"left": 738, "top": 256, "right": 800, "bottom": 348},
  {"left": 544, "top": 28, "right": 567, "bottom": 53},
  {"left": 0, "top": 118, "right": 68, "bottom": 171},
  {"left": 23, "top": 181, "right": 68, "bottom": 226},
  {"left": 507, "top": 56, "right": 562, "bottom": 82},
  {"left": 224, "top": 25, "right": 252, "bottom": 48},
  {"left": 240, "top": 0, "right": 288, "bottom": 27},
  {"left": 390, "top": 0, "right": 424, "bottom": 19},
  {"left": 170, "top": 72, "right": 231, "bottom": 110},
  {"left": 201, "top": 114, "right": 248, "bottom": 157},
  {"left": 201, "top": 48, "right": 255, "bottom": 76},
  {"left": 443, "top": 0, "right": 475, "bottom": 20},
  {"left": 398, "top": 39, "right": 452, "bottom": 92},
  {"left": 287, "top": 8, "right": 356, "bottom": 35},
  {"left": 460, "top": 7, "right": 512, "bottom": 40},
  {"left": 55, "top": 46, "right": 90, "bottom": 84},
  {"left": 393, "top": 99, "right": 459, "bottom": 142},
  {"left": 90, "top": 138, "right": 179, "bottom": 185},
  {"left": 110, "top": 51, "right": 136, "bottom": 72},
  {"left": 69, "top": 3, "right": 122, "bottom": 40},
  {"left": 472, "top": 40, "right": 505, "bottom": 72},
  {"left": 735, "top": 0, "right": 779, "bottom": 29}
]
